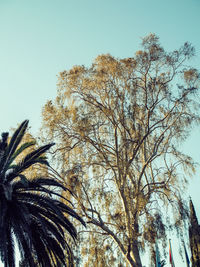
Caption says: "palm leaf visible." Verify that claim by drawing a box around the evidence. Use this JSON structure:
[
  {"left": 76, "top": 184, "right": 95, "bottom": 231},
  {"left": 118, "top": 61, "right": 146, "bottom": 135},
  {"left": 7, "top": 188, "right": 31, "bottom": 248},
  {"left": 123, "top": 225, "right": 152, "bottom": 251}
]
[
  {"left": 0, "top": 121, "right": 85, "bottom": 266},
  {"left": 0, "top": 120, "right": 29, "bottom": 177},
  {"left": 9, "top": 144, "right": 55, "bottom": 176},
  {"left": 9, "top": 141, "right": 36, "bottom": 165},
  {"left": 18, "top": 193, "right": 78, "bottom": 239},
  {"left": 22, "top": 143, "right": 55, "bottom": 164},
  {"left": 5, "top": 120, "right": 28, "bottom": 160},
  {"left": 0, "top": 132, "right": 8, "bottom": 165}
]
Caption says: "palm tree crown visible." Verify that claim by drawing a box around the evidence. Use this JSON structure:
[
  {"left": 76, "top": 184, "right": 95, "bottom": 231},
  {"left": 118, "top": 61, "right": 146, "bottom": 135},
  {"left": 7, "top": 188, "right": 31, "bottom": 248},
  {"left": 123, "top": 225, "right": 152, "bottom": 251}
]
[{"left": 0, "top": 120, "right": 85, "bottom": 267}]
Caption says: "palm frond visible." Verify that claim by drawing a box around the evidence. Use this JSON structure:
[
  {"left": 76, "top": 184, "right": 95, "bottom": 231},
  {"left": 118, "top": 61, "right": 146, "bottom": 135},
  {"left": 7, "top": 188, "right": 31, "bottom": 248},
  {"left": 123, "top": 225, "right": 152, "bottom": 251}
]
[
  {"left": 22, "top": 143, "right": 55, "bottom": 165},
  {"left": 5, "top": 144, "right": 55, "bottom": 181},
  {"left": 0, "top": 121, "right": 85, "bottom": 266},
  {"left": 1, "top": 121, "right": 29, "bottom": 173},
  {"left": 9, "top": 141, "right": 36, "bottom": 165}
]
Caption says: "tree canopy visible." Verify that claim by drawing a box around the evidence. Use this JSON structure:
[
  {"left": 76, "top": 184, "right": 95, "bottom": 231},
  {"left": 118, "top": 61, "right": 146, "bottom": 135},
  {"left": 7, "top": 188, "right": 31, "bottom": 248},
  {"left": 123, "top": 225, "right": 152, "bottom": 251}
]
[
  {"left": 42, "top": 34, "right": 200, "bottom": 267},
  {"left": 0, "top": 120, "right": 85, "bottom": 267}
]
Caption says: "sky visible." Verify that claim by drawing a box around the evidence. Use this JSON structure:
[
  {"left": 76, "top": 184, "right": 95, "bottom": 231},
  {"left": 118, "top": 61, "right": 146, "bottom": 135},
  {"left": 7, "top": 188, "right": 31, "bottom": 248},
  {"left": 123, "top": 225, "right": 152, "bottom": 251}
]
[{"left": 0, "top": 0, "right": 200, "bottom": 266}]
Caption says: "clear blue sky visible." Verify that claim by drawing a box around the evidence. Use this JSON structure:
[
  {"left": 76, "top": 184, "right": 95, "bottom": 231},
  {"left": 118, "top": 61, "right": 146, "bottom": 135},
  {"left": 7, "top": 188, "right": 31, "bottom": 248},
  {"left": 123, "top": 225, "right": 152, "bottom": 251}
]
[{"left": 0, "top": 0, "right": 200, "bottom": 266}]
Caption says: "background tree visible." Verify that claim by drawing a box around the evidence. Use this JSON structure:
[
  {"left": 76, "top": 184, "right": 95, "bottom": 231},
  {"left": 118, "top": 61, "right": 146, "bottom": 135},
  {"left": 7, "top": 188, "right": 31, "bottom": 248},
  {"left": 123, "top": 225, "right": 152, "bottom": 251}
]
[
  {"left": 0, "top": 120, "right": 85, "bottom": 267},
  {"left": 189, "top": 199, "right": 200, "bottom": 267},
  {"left": 42, "top": 34, "right": 200, "bottom": 267}
]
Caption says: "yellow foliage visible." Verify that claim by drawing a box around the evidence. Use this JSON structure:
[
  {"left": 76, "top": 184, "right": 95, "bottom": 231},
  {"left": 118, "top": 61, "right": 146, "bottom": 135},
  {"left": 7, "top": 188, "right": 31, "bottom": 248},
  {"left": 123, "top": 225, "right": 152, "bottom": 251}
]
[{"left": 41, "top": 34, "right": 200, "bottom": 266}]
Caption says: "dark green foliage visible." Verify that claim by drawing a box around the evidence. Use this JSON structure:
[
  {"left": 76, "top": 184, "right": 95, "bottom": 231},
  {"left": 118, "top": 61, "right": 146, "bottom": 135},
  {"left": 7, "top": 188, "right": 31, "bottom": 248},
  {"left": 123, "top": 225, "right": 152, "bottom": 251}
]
[
  {"left": 189, "top": 200, "right": 200, "bottom": 267},
  {"left": 0, "top": 120, "right": 85, "bottom": 267}
]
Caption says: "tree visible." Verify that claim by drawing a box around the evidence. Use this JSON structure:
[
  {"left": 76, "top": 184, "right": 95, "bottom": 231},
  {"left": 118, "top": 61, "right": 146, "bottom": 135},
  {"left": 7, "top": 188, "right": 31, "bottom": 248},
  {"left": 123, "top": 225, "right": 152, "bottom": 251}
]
[
  {"left": 42, "top": 34, "right": 200, "bottom": 266},
  {"left": 0, "top": 120, "right": 85, "bottom": 267},
  {"left": 189, "top": 199, "right": 200, "bottom": 267}
]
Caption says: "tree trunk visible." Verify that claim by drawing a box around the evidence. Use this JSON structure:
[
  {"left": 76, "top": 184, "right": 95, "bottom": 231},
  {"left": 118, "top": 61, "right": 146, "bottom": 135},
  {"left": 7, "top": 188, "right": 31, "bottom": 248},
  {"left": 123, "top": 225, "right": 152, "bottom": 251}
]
[
  {"left": 130, "top": 244, "right": 142, "bottom": 267},
  {"left": 125, "top": 242, "right": 142, "bottom": 267}
]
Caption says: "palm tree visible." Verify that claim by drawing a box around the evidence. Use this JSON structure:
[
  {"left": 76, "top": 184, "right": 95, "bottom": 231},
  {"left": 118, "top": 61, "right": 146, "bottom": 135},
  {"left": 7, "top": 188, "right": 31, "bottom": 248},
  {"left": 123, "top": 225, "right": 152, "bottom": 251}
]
[{"left": 0, "top": 120, "right": 85, "bottom": 267}]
